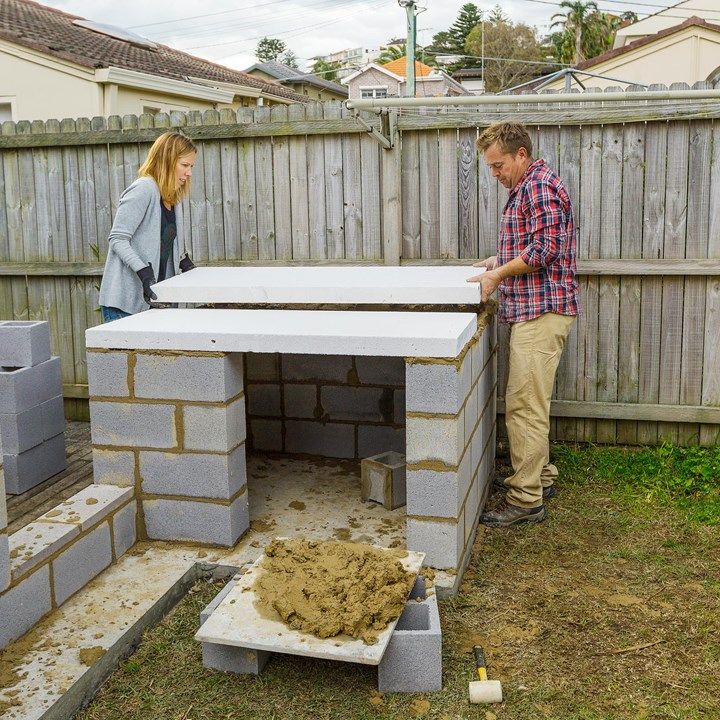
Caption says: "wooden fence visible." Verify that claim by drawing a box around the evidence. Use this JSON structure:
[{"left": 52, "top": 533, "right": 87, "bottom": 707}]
[{"left": 1, "top": 86, "right": 719, "bottom": 444}]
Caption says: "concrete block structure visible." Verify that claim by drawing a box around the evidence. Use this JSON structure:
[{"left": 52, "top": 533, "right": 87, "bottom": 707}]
[
  {"left": 378, "top": 576, "right": 442, "bottom": 693},
  {"left": 88, "top": 349, "right": 249, "bottom": 546},
  {"left": 0, "top": 484, "right": 134, "bottom": 649},
  {"left": 0, "top": 321, "right": 66, "bottom": 494}
]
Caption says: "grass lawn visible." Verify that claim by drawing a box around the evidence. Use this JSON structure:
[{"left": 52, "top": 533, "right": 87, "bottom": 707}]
[{"left": 75, "top": 443, "right": 720, "bottom": 720}]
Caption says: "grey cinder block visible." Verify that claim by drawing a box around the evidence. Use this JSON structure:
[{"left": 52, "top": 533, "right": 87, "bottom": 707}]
[
  {"left": 361, "top": 451, "right": 406, "bottom": 510},
  {"left": 406, "top": 468, "right": 461, "bottom": 518},
  {"left": 4, "top": 431, "right": 66, "bottom": 495},
  {"left": 140, "top": 444, "right": 246, "bottom": 500},
  {"left": 0, "top": 404, "right": 44, "bottom": 454},
  {"left": 0, "top": 533, "right": 9, "bottom": 592},
  {"left": 378, "top": 576, "right": 442, "bottom": 693},
  {"left": 112, "top": 499, "right": 137, "bottom": 559},
  {"left": 40, "top": 394, "right": 65, "bottom": 441},
  {"left": 143, "top": 491, "right": 249, "bottom": 546},
  {"left": 285, "top": 420, "right": 355, "bottom": 459},
  {"left": 245, "top": 352, "right": 280, "bottom": 382},
  {"left": 406, "top": 359, "right": 471, "bottom": 415},
  {"left": 321, "top": 386, "right": 385, "bottom": 422},
  {"left": 282, "top": 354, "right": 352, "bottom": 383},
  {"left": 405, "top": 414, "right": 464, "bottom": 467},
  {"left": 246, "top": 384, "right": 281, "bottom": 417},
  {"left": 0, "top": 356, "right": 62, "bottom": 414},
  {"left": 89, "top": 400, "right": 177, "bottom": 449},
  {"left": 357, "top": 425, "right": 405, "bottom": 459},
  {"left": 202, "top": 642, "right": 271, "bottom": 674},
  {"left": 0, "top": 564, "right": 52, "bottom": 649},
  {"left": 52, "top": 522, "right": 113, "bottom": 606},
  {"left": 0, "top": 320, "right": 51, "bottom": 368},
  {"left": 407, "top": 517, "right": 464, "bottom": 571},
  {"left": 134, "top": 353, "right": 243, "bottom": 402},
  {"left": 249, "top": 418, "right": 282, "bottom": 452},
  {"left": 35, "top": 485, "right": 133, "bottom": 532},
  {"left": 182, "top": 396, "right": 246, "bottom": 452},
  {"left": 92, "top": 447, "right": 135, "bottom": 487},
  {"left": 283, "top": 384, "right": 317, "bottom": 419},
  {"left": 86, "top": 351, "right": 130, "bottom": 398},
  {"left": 354, "top": 356, "right": 405, "bottom": 385},
  {"left": 0, "top": 470, "right": 6, "bottom": 529},
  {"left": 9, "top": 520, "right": 80, "bottom": 579}
]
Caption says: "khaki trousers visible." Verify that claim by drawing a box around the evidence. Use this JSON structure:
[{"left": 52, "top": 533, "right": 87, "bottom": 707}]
[{"left": 504, "top": 312, "right": 576, "bottom": 508}]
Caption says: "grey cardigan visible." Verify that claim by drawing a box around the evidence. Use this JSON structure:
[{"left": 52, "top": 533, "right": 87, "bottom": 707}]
[{"left": 99, "top": 176, "right": 184, "bottom": 315}]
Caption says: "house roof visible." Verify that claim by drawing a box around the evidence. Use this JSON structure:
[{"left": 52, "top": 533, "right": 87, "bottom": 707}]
[
  {"left": 244, "top": 60, "right": 348, "bottom": 96},
  {"left": 0, "top": 0, "right": 309, "bottom": 103},
  {"left": 574, "top": 15, "right": 720, "bottom": 70},
  {"left": 382, "top": 57, "right": 436, "bottom": 78}
]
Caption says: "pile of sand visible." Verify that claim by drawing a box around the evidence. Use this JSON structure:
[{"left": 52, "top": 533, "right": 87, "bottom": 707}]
[{"left": 253, "top": 538, "right": 414, "bottom": 645}]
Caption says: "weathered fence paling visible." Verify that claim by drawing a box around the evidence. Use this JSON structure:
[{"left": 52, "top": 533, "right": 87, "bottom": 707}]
[{"left": 1, "top": 86, "right": 719, "bottom": 444}]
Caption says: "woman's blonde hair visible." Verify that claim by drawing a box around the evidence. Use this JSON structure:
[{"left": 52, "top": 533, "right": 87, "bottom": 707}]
[{"left": 138, "top": 131, "right": 197, "bottom": 206}]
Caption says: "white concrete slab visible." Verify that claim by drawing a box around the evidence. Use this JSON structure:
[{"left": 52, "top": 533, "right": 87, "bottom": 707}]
[
  {"left": 194, "top": 547, "right": 425, "bottom": 665},
  {"left": 152, "top": 266, "right": 485, "bottom": 305},
  {"left": 86, "top": 309, "right": 477, "bottom": 358}
]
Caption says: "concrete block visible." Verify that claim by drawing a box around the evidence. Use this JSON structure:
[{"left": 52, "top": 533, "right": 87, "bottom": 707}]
[
  {"left": 393, "top": 389, "right": 405, "bottom": 424},
  {"left": 0, "top": 563, "right": 51, "bottom": 649},
  {"left": 0, "top": 404, "right": 44, "bottom": 454},
  {"left": 249, "top": 419, "right": 282, "bottom": 452},
  {"left": 407, "top": 517, "right": 464, "bottom": 570},
  {"left": 283, "top": 354, "right": 352, "bottom": 383},
  {"left": 285, "top": 420, "right": 355, "bottom": 459},
  {"left": 357, "top": 425, "right": 405, "bottom": 459},
  {"left": 0, "top": 533, "right": 9, "bottom": 592},
  {"left": 86, "top": 351, "right": 129, "bottom": 398},
  {"left": 202, "top": 642, "right": 271, "bottom": 675},
  {"left": 406, "top": 468, "right": 461, "bottom": 518},
  {"left": 354, "top": 356, "right": 405, "bottom": 385},
  {"left": 89, "top": 401, "right": 177, "bottom": 449},
  {"left": 112, "top": 499, "right": 137, "bottom": 558},
  {"left": 464, "top": 384, "right": 479, "bottom": 443},
  {"left": 0, "top": 356, "right": 61, "bottom": 413},
  {"left": 321, "top": 386, "right": 386, "bottom": 422},
  {"left": 9, "top": 519, "right": 80, "bottom": 579},
  {"left": 246, "top": 384, "right": 281, "bottom": 417},
  {"left": 406, "top": 357, "right": 472, "bottom": 415},
  {"left": 378, "top": 576, "right": 442, "bottom": 693},
  {"left": 405, "top": 414, "right": 464, "bottom": 467},
  {"left": 245, "top": 352, "right": 280, "bottom": 382},
  {"left": 143, "top": 490, "right": 249, "bottom": 546},
  {"left": 140, "top": 445, "right": 246, "bottom": 500},
  {"left": 92, "top": 448, "right": 135, "bottom": 487},
  {"left": 361, "top": 451, "right": 406, "bottom": 510},
  {"left": 4, "top": 432, "right": 66, "bottom": 495},
  {"left": 200, "top": 579, "right": 238, "bottom": 625},
  {"left": 36, "top": 485, "right": 134, "bottom": 532},
  {"left": 182, "top": 396, "right": 246, "bottom": 452},
  {"left": 283, "top": 383, "right": 317, "bottom": 419},
  {"left": 0, "top": 470, "right": 6, "bottom": 529},
  {"left": 52, "top": 522, "right": 113, "bottom": 605},
  {"left": 471, "top": 333, "right": 484, "bottom": 383},
  {"left": 465, "top": 476, "right": 481, "bottom": 544},
  {"left": 0, "top": 320, "right": 51, "bottom": 368},
  {"left": 134, "top": 352, "right": 243, "bottom": 402},
  {"left": 40, "top": 394, "right": 65, "bottom": 441}
]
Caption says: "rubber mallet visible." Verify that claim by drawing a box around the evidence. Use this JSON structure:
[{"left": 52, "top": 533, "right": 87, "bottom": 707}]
[{"left": 469, "top": 646, "right": 503, "bottom": 704}]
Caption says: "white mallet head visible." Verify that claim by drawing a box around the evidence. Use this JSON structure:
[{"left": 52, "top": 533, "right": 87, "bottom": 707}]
[{"left": 469, "top": 678, "right": 503, "bottom": 704}]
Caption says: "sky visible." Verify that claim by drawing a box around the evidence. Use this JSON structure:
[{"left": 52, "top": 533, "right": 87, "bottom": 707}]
[{"left": 37, "top": 0, "right": 661, "bottom": 73}]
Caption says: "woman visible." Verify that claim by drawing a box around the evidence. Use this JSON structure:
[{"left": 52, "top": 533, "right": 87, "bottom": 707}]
[{"left": 99, "top": 131, "right": 197, "bottom": 322}]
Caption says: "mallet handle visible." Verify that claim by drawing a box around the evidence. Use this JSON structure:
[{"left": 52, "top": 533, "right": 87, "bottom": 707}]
[{"left": 473, "top": 646, "right": 489, "bottom": 682}]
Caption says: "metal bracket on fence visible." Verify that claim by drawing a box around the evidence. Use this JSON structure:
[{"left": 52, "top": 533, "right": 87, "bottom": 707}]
[{"left": 352, "top": 109, "right": 396, "bottom": 149}]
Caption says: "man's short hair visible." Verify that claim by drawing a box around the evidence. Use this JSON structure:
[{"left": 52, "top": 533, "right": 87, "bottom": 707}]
[{"left": 476, "top": 122, "right": 533, "bottom": 157}]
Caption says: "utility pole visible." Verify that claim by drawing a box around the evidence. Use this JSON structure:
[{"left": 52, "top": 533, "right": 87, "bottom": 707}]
[{"left": 398, "top": 0, "right": 417, "bottom": 98}]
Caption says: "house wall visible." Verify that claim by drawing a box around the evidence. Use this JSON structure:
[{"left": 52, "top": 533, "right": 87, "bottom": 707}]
[
  {"left": 347, "top": 67, "right": 401, "bottom": 99},
  {"left": 545, "top": 29, "right": 720, "bottom": 90}
]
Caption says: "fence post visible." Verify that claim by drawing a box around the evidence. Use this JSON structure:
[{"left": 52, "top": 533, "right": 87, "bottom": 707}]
[{"left": 381, "top": 141, "right": 402, "bottom": 265}]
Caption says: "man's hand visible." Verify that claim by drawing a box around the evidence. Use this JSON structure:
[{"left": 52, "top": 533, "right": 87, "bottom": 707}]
[{"left": 467, "top": 256, "right": 500, "bottom": 302}]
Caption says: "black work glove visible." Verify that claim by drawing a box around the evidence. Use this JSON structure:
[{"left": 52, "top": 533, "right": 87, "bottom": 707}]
[
  {"left": 137, "top": 264, "right": 157, "bottom": 304},
  {"left": 179, "top": 253, "right": 196, "bottom": 273}
]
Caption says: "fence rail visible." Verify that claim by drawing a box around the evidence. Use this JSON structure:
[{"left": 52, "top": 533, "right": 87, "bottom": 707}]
[{"left": 1, "top": 86, "right": 718, "bottom": 443}]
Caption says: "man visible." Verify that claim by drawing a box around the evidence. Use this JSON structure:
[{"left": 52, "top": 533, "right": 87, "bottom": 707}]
[{"left": 468, "top": 122, "right": 580, "bottom": 528}]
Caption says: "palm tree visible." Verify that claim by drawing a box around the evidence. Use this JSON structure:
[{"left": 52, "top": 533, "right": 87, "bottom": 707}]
[{"left": 551, "top": 0, "right": 599, "bottom": 63}]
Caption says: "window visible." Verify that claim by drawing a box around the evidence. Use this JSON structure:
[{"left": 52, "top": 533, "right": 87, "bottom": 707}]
[
  {"left": 360, "top": 88, "right": 388, "bottom": 99},
  {"left": 0, "top": 102, "right": 13, "bottom": 122}
]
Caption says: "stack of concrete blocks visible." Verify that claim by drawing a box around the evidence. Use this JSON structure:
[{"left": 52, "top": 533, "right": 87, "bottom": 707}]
[
  {"left": 199, "top": 572, "right": 271, "bottom": 674},
  {"left": 0, "top": 484, "right": 136, "bottom": 649},
  {"left": 0, "top": 321, "right": 66, "bottom": 494},
  {"left": 88, "top": 349, "right": 249, "bottom": 546},
  {"left": 246, "top": 354, "right": 405, "bottom": 460},
  {"left": 405, "top": 314, "right": 497, "bottom": 574},
  {"left": 378, "top": 575, "right": 442, "bottom": 692}
]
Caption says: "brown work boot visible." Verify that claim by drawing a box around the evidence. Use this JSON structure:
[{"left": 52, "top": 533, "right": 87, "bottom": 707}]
[
  {"left": 493, "top": 476, "right": 557, "bottom": 499},
  {"left": 479, "top": 497, "right": 547, "bottom": 528}
]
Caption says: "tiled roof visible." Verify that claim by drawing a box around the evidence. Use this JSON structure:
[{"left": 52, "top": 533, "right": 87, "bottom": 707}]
[
  {"left": 244, "top": 60, "right": 348, "bottom": 96},
  {"left": 0, "top": 0, "right": 309, "bottom": 103},
  {"left": 382, "top": 57, "right": 435, "bottom": 78}
]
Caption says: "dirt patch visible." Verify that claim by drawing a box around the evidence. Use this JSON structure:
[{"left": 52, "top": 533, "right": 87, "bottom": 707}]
[
  {"left": 253, "top": 538, "right": 414, "bottom": 644},
  {"left": 79, "top": 647, "right": 105, "bottom": 666}
]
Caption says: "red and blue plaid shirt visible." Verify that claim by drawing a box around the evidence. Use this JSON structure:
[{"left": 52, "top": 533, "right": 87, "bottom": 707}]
[{"left": 497, "top": 159, "right": 580, "bottom": 324}]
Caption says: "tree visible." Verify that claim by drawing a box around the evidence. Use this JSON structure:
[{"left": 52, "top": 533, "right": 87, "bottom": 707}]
[
  {"left": 310, "top": 58, "right": 343, "bottom": 84},
  {"left": 466, "top": 16, "right": 548, "bottom": 92},
  {"left": 429, "top": 3, "right": 483, "bottom": 71},
  {"left": 377, "top": 44, "right": 406, "bottom": 65},
  {"left": 256, "top": 37, "right": 288, "bottom": 63},
  {"left": 281, "top": 50, "right": 299, "bottom": 70}
]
